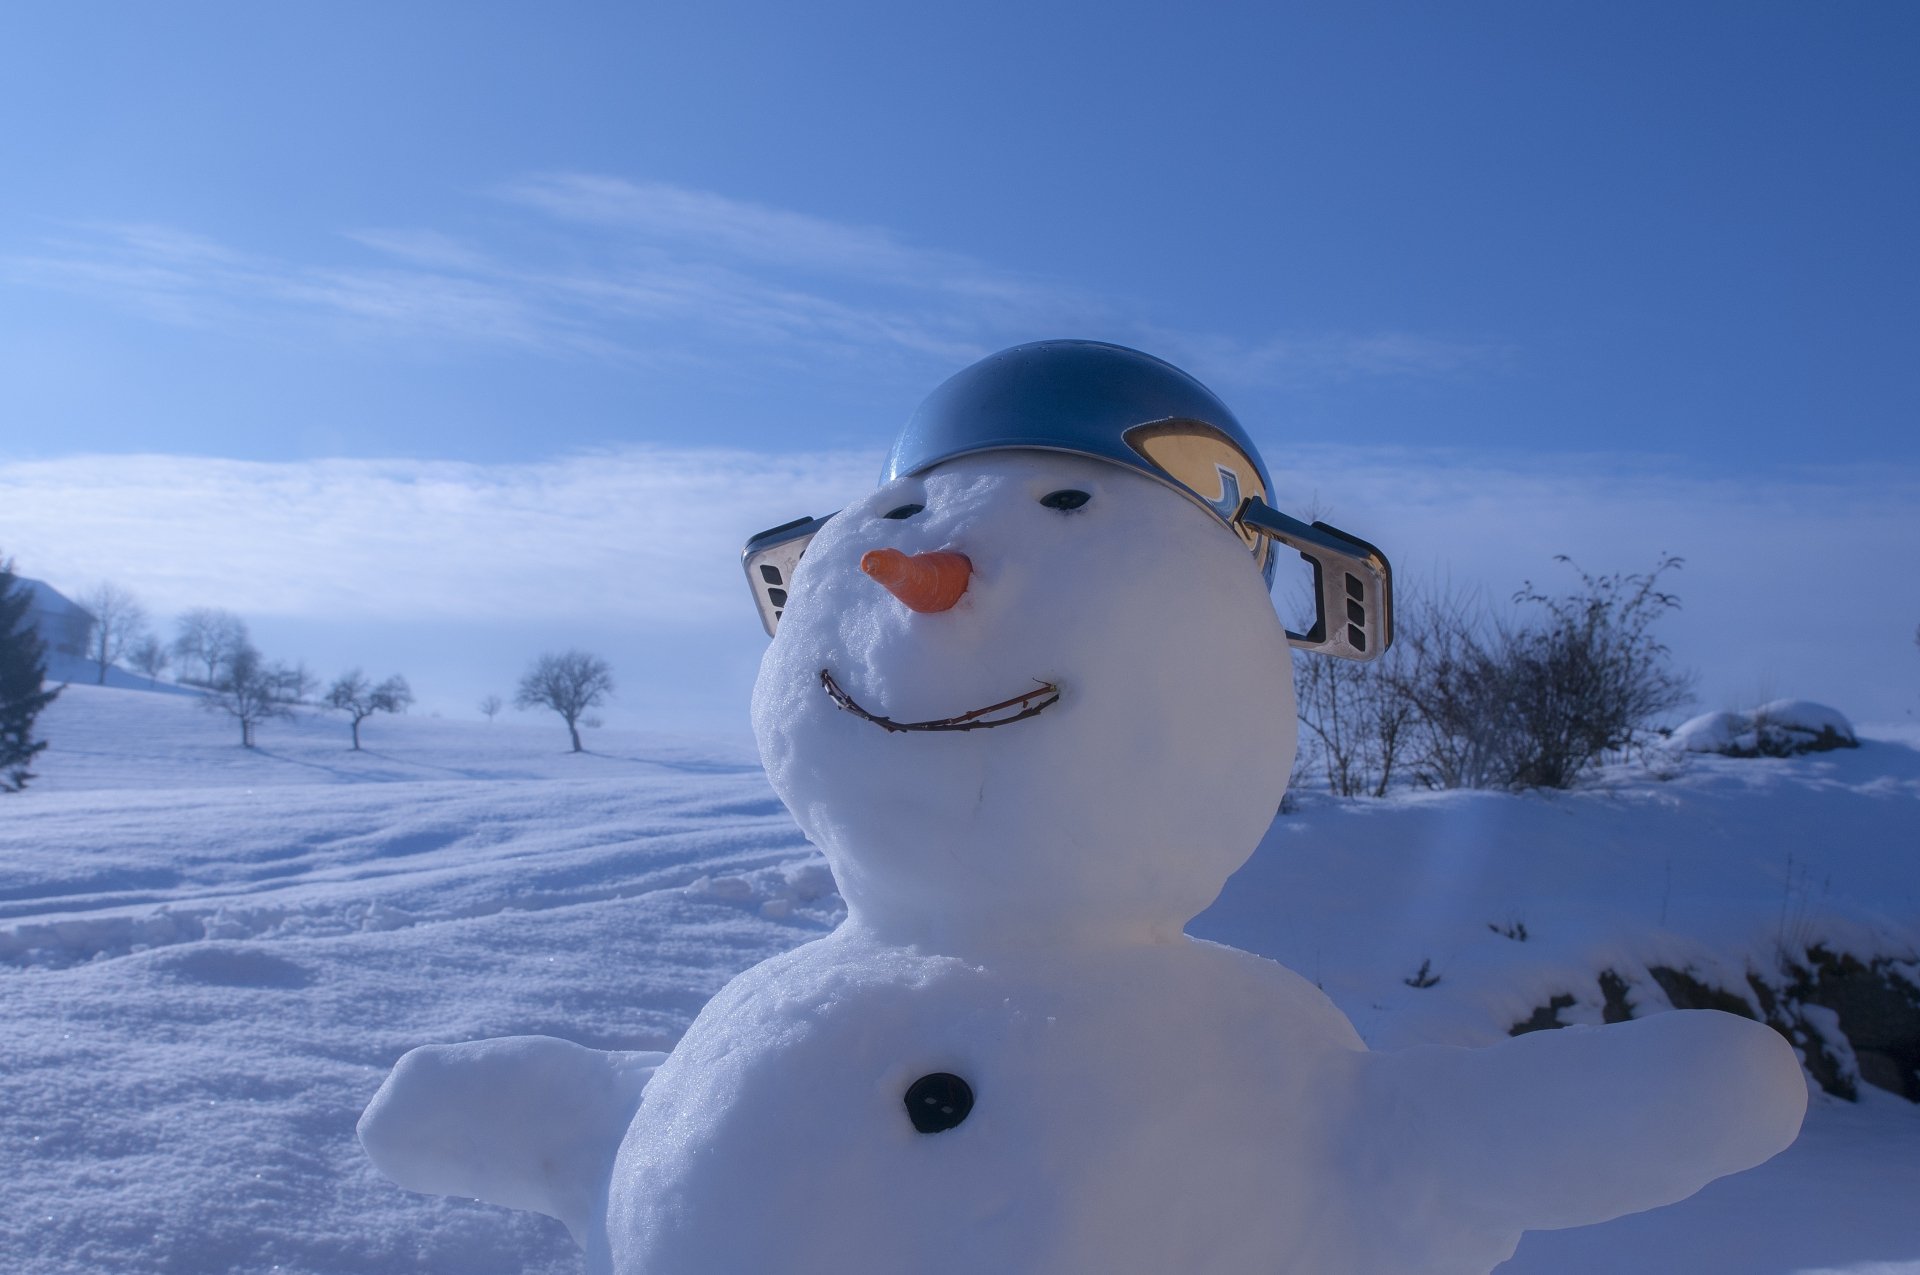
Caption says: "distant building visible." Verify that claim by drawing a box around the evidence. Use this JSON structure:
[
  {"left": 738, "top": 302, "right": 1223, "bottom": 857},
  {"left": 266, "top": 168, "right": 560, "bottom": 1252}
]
[{"left": 17, "top": 578, "right": 94, "bottom": 658}]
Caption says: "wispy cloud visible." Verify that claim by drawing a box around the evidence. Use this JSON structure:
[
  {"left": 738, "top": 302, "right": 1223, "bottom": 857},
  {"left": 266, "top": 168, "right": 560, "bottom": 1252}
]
[
  {"left": 497, "top": 173, "right": 976, "bottom": 285},
  {"left": 5, "top": 176, "right": 1501, "bottom": 385},
  {"left": 338, "top": 228, "right": 497, "bottom": 273},
  {"left": 9, "top": 221, "right": 574, "bottom": 353},
  {"left": 5, "top": 448, "right": 1914, "bottom": 726},
  {"left": 0, "top": 448, "right": 876, "bottom": 627},
  {"left": 1161, "top": 330, "right": 1509, "bottom": 383}
]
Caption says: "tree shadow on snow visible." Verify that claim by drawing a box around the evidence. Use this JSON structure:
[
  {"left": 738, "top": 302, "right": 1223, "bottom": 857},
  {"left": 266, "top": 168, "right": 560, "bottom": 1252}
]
[{"left": 577, "top": 749, "right": 761, "bottom": 776}]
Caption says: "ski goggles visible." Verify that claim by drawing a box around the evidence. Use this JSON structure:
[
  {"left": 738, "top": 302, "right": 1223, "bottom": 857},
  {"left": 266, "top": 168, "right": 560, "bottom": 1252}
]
[{"left": 742, "top": 491, "right": 1391, "bottom": 662}]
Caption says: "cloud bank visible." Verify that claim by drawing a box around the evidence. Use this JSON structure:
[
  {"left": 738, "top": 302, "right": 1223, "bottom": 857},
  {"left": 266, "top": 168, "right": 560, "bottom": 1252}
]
[
  {"left": 1, "top": 448, "right": 875, "bottom": 626},
  {"left": 5, "top": 447, "right": 1914, "bottom": 730}
]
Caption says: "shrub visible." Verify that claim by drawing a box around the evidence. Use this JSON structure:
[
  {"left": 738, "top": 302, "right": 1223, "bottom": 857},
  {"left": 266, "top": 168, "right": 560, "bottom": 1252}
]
[{"left": 1293, "top": 557, "right": 1693, "bottom": 794}]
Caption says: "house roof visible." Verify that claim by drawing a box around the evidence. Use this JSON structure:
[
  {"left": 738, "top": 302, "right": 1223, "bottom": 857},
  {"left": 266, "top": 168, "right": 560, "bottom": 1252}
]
[{"left": 16, "top": 577, "right": 95, "bottom": 624}]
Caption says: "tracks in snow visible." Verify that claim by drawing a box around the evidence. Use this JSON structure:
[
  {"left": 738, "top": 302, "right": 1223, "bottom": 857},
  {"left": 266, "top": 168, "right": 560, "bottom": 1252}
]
[{"left": 0, "top": 774, "right": 836, "bottom": 971}]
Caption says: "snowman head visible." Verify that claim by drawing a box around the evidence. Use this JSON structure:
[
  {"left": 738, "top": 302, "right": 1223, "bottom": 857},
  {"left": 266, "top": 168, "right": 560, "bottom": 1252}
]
[
  {"left": 751, "top": 448, "right": 1297, "bottom": 949},
  {"left": 748, "top": 341, "right": 1386, "bottom": 949}
]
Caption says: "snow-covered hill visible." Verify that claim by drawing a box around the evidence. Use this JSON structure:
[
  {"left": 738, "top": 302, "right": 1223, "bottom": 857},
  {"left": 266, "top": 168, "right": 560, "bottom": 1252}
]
[
  {"left": 3, "top": 685, "right": 1916, "bottom": 1274},
  {"left": 41, "top": 648, "right": 203, "bottom": 698}
]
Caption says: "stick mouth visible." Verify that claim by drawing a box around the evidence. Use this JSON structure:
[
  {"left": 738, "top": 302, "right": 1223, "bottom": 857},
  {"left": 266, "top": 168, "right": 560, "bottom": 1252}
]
[{"left": 820, "top": 668, "right": 1060, "bottom": 733}]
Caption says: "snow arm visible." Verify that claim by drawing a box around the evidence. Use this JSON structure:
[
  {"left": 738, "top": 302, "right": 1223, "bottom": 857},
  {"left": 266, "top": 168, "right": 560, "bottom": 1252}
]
[
  {"left": 1359, "top": 1010, "right": 1806, "bottom": 1234},
  {"left": 358, "top": 1035, "right": 666, "bottom": 1243}
]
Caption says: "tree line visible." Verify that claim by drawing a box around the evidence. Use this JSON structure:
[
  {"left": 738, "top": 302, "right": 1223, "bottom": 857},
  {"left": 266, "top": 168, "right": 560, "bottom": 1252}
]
[
  {"left": 0, "top": 544, "right": 1786, "bottom": 800},
  {"left": 0, "top": 558, "right": 616, "bottom": 788}
]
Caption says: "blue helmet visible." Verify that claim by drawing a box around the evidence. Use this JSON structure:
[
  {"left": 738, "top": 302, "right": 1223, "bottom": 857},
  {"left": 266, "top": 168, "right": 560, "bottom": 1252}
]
[
  {"left": 883, "top": 340, "right": 1280, "bottom": 584},
  {"left": 748, "top": 339, "right": 1392, "bottom": 660}
]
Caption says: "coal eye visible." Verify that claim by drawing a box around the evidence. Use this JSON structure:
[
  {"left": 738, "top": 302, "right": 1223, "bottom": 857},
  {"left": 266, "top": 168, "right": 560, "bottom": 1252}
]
[
  {"left": 1039, "top": 489, "right": 1091, "bottom": 511},
  {"left": 883, "top": 503, "right": 924, "bottom": 520}
]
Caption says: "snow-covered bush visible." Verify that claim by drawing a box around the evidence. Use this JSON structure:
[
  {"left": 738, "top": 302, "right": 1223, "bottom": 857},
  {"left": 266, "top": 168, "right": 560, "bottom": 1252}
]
[{"left": 1670, "top": 700, "right": 1857, "bottom": 758}]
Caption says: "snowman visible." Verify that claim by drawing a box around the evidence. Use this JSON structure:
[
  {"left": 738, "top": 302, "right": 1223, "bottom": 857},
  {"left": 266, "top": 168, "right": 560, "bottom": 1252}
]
[{"left": 361, "top": 341, "right": 1806, "bottom": 1274}]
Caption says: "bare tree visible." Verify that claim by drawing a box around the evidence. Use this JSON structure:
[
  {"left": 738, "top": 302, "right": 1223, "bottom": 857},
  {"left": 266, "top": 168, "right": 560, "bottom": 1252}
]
[
  {"left": 515, "top": 651, "right": 613, "bottom": 752},
  {"left": 171, "top": 608, "right": 251, "bottom": 687},
  {"left": 79, "top": 583, "right": 148, "bottom": 685},
  {"left": 478, "top": 693, "right": 502, "bottom": 723},
  {"left": 204, "top": 642, "right": 310, "bottom": 747},
  {"left": 325, "top": 670, "right": 414, "bottom": 750},
  {"left": 128, "top": 634, "right": 171, "bottom": 687}
]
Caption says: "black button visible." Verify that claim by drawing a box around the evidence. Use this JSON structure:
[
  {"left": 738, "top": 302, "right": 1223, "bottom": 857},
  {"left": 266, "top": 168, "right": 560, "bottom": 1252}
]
[{"left": 904, "top": 1072, "right": 974, "bottom": 1133}]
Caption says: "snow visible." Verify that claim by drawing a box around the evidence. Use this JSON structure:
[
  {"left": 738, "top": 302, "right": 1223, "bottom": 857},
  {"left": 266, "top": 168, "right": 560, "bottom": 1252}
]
[
  {"left": 1757, "top": 699, "right": 1859, "bottom": 739},
  {"left": 41, "top": 647, "right": 202, "bottom": 698},
  {"left": 361, "top": 1036, "right": 665, "bottom": 1243},
  {"left": 4, "top": 684, "right": 825, "bottom": 1275},
  {"left": 1673, "top": 699, "right": 1859, "bottom": 757},
  {"left": 5, "top": 677, "right": 1917, "bottom": 1272}
]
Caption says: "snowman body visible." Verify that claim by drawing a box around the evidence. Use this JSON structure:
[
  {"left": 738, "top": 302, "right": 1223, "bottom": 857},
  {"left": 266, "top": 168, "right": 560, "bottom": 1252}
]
[{"left": 603, "top": 929, "right": 1456, "bottom": 1275}]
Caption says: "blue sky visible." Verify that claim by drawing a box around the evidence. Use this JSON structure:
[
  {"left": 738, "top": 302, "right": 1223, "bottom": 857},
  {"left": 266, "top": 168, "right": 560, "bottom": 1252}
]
[{"left": 2, "top": 3, "right": 1916, "bottom": 735}]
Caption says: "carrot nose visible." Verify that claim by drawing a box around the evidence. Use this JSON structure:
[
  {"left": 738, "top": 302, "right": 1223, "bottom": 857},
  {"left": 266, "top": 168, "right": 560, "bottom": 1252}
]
[{"left": 861, "top": 548, "right": 972, "bottom": 613}]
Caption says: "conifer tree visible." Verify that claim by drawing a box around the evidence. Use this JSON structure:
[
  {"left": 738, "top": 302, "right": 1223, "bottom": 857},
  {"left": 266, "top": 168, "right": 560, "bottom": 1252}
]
[{"left": 1, "top": 555, "right": 62, "bottom": 792}]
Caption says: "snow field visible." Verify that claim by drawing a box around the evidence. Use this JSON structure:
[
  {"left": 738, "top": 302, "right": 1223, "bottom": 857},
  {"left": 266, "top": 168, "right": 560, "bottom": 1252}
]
[
  {"left": 3, "top": 683, "right": 1917, "bottom": 1273},
  {"left": 4, "top": 687, "right": 831, "bottom": 1275}
]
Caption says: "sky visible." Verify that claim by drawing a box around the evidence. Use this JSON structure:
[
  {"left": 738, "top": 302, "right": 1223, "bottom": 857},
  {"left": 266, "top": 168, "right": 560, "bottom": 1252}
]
[{"left": 2, "top": 2, "right": 1916, "bottom": 738}]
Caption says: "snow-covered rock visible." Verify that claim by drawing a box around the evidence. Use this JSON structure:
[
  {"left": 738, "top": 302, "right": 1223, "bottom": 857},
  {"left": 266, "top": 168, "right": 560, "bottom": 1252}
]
[{"left": 1672, "top": 700, "right": 1858, "bottom": 757}]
